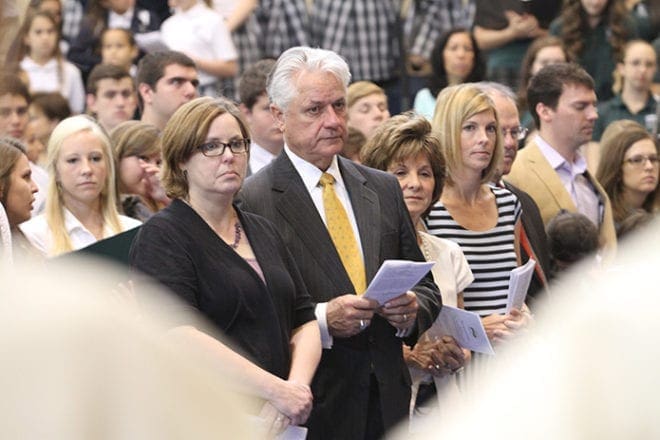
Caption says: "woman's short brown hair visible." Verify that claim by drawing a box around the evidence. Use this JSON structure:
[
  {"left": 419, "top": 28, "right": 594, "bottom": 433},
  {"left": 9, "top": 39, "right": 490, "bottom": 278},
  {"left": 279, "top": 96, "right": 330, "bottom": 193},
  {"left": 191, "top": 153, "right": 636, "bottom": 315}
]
[
  {"left": 361, "top": 112, "right": 445, "bottom": 216},
  {"left": 160, "top": 97, "right": 250, "bottom": 199}
]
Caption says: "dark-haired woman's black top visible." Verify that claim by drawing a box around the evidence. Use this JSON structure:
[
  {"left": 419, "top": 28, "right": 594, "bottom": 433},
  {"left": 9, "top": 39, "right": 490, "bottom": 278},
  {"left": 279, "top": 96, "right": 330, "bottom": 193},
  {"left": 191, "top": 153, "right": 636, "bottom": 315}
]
[{"left": 129, "top": 199, "right": 316, "bottom": 379}]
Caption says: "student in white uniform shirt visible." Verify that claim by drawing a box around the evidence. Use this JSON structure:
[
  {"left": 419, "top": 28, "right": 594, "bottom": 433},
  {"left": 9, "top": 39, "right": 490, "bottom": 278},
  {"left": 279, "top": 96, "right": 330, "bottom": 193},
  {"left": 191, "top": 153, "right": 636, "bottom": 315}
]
[
  {"left": 20, "top": 115, "right": 141, "bottom": 257},
  {"left": 161, "top": 0, "right": 238, "bottom": 97},
  {"left": 14, "top": 11, "right": 85, "bottom": 114}
]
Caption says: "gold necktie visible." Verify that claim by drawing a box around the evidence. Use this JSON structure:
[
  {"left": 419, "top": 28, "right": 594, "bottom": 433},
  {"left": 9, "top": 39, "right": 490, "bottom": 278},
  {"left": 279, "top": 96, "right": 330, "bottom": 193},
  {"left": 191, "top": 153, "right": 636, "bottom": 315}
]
[{"left": 319, "top": 173, "right": 366, "bottom": 294}]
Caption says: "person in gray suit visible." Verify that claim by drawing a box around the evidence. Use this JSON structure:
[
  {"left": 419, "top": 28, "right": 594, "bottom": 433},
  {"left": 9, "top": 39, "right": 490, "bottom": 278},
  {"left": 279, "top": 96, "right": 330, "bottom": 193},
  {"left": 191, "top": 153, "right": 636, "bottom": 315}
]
[{"left": 237, "top": 47, "right": 441, "bottom": 439}]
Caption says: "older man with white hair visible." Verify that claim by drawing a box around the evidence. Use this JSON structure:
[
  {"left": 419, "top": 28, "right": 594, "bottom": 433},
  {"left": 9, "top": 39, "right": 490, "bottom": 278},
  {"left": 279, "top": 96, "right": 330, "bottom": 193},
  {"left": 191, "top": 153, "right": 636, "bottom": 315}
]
[{"left": 238, "top": 46, "right": 440, "bottom": 439}]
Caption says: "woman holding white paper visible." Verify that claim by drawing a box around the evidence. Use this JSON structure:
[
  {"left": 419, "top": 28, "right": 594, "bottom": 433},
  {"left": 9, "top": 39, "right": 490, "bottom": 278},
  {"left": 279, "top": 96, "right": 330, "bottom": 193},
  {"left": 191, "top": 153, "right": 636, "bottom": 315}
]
[
  {"left": 425, "top": 84, "right": 531, "bottom": 343},
  {"left": 129, "top": 98, "right": 321, "bottom": 437},
  {"left": 361, "top": 112, "right": 472, "bottom": 426}
]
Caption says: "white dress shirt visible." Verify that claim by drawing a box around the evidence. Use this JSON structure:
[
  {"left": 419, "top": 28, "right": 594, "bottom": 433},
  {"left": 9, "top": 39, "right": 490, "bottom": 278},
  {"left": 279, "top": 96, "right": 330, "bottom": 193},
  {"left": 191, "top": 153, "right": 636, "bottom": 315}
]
[
  {"left": 248, "top": 142, "right": 276, "bottom": 175},
  {"left": 285, "top": 146, "right": 366, "bottom": 348},
  {"left": 108, "top": 7, "right": 133, "bottom": 29},
  {"left": 19, "top": 209, "right": 141, "bottom": 256},
  {"left": 20, "top": 57, "right": 85, "bottom": 114},
  {"left": 160, "top": 1, "right": 237, "bottom": 88}
]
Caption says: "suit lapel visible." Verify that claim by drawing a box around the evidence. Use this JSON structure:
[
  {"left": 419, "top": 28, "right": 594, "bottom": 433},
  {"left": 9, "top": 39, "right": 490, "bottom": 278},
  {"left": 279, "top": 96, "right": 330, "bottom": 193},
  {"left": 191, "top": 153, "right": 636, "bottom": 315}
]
[
  {"left": 338, "top": 157, "right": 380, "bottom": 281},
  {"left": 526, "top": 142, "right": 577, "bottom": 211},
  {"left": 271, "top": 154, "right": 352, "bottom": 292}
]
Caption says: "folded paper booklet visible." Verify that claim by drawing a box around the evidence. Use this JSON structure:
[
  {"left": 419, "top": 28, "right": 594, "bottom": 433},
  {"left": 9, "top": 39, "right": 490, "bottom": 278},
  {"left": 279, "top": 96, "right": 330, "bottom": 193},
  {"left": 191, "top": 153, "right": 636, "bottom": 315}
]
[
  {"left": 425, "top": 306, "right": 494, "bottom": 355},
  {"left": 362, "top": 260, "right": 435, "bottom": 305},
  {"left": 506, "top": 258, "right": 536, "bottom": 313}
]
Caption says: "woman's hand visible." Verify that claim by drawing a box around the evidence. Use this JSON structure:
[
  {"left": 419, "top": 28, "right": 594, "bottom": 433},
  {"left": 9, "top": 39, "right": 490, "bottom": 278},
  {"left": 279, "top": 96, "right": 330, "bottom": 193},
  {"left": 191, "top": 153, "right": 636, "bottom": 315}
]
[
  {"left": 504, "top": 305, "right": 533, "bottom": 334},
  {"left": 482, "top": 313, "right": 514, "bottom": 344},
  {"left": 259, "top": 401, "right": 291, "bottom": 438},
  {"left": 427, "top": 335, "right": 465, "bottom": 376},
  {"left": 405, "top": 334, "right": 466, "bottom": 377},
  {"left": 142, "top": 168, "right": 170, "bottom": 208},
  {"left": 403, "top": 339, "right": 433, "bottom": 371},
  {"left": 268, "top": 379, "right": 313, "bottom": 426},
  {"left": 483, "top": 306, "right": 533, "bottom": 344}
]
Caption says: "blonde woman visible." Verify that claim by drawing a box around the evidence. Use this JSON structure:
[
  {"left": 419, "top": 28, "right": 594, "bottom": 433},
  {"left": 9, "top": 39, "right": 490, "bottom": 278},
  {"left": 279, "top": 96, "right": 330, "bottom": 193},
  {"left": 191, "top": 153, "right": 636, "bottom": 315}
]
[
  {"left": 426, "top": 84, "right": 530, "bottom": 345},
  {"left": 20, "top": 115, "right": 140, "bottom": 256}
]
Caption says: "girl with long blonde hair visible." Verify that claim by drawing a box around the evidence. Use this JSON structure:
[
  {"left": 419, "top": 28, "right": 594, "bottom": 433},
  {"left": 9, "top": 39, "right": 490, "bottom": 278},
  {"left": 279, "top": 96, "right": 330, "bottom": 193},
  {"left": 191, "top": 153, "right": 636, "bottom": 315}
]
[{"left": 20, "top": 115, "right": 140, "bottom": 256}]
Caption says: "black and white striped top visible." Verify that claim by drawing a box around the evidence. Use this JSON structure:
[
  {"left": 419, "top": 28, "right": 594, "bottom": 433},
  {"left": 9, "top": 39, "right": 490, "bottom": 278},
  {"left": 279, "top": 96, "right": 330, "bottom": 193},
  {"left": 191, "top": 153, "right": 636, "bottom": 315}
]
[{"left": 426, "top": 186, "right": 521, "bottom": 316}]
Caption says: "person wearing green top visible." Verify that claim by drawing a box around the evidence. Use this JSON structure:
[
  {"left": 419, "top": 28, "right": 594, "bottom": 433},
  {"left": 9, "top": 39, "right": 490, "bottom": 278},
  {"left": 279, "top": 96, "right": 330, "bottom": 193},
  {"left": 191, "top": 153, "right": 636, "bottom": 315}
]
[{"left": 593, "top": 40, "right": 657, "bottom": 141}]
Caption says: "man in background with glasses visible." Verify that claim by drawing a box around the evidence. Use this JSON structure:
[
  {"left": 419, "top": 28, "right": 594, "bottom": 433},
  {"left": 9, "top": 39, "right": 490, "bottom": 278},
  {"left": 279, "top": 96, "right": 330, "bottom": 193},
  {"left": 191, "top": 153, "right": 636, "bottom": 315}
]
[
  {"left": 506, "top": 63, "right": 617, "bottom": 259},
  {"left": 478, "top": 81, "right": 552, "bottom": 306}
]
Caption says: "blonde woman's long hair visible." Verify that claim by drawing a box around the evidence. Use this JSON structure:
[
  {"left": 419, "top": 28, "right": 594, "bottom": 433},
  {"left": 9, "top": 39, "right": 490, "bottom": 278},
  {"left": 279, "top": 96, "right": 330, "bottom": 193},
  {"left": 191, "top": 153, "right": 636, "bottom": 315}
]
[
  {"left": 45, "top": 115, "right": 121, "bottom": 256},
  {"left": 431, "top": 83, "right": 503, "bottom": 185}
]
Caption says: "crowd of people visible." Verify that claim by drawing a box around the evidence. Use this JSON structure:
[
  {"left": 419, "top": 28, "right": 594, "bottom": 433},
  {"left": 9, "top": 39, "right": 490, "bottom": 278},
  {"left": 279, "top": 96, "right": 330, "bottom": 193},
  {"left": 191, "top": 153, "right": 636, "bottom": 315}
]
[{"left": 1, "top": 0, "right": 659, "bottom": 438}]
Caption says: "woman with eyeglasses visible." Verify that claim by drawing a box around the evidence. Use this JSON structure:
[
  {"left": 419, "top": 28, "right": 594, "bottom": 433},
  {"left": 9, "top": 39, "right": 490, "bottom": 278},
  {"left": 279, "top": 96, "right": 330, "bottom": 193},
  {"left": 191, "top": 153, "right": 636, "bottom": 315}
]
[
  {"left": 596, "top": 120, "right": 659, "bottom": 234},
  {"left": 129, "top": 97, "right": 321, "bottom": 437}
]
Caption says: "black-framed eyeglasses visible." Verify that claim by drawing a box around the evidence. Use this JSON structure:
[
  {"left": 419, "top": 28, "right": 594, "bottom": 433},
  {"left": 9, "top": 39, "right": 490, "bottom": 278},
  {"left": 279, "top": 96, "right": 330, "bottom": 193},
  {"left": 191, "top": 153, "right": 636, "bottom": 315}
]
[
  {"left": 197, "top": 138, "right": 250, "bottom": 157},
  {"left": 501, "top": 126, "right": 529, "bottom": 141},
  {"left": 623, "top": 155, "right": 660, "bottom": 167}
]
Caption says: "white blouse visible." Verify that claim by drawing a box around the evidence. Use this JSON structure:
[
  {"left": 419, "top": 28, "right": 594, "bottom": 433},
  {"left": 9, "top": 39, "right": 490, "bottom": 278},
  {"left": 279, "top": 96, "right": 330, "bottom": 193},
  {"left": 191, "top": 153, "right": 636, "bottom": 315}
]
[
  {"left": 20, "top": 57, "right": 85, "bottom": 114},
  {"left": 418, "top": 231, "right": 474, "bottom": 307},
  {"left": 160, "top": 1, "right": 237, "bottom": 87},
  {"left": 19, "top": 209, "right": 141, "bottom": 256}
]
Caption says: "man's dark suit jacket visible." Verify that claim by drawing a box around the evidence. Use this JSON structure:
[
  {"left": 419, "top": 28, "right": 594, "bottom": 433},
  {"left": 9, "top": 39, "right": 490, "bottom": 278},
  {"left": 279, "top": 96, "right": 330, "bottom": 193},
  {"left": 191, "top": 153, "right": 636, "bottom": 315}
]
[
  {"left": 237, "top": 153, "right": 440, "bottom": 439},
  {"left": 503, "top": 180, "right": 552, "bottom": 307}
]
